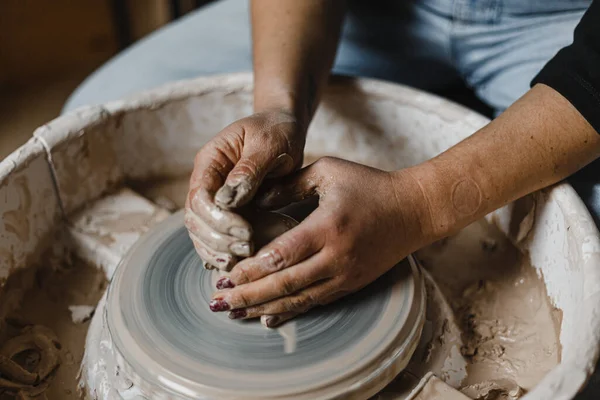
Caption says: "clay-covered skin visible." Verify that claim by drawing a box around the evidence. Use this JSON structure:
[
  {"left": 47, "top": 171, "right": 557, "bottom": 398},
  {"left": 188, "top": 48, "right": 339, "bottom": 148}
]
[
  {"left": 184, "top": 111, "right": 306, "bottom": 272},
  {"left": 209, "top": 208, "right": 300, "bottom": 324}
]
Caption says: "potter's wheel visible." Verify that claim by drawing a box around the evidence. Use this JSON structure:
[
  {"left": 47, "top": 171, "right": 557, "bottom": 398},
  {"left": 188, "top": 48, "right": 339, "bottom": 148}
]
[{"left": 106, "top": 210, "right": 426, "bottom": 399}]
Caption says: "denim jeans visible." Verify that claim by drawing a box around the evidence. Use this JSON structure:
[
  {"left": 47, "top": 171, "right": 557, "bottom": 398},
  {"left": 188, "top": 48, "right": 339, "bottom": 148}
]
[{"left": 64, "top": 0, "right": 600, "bottom": 396}]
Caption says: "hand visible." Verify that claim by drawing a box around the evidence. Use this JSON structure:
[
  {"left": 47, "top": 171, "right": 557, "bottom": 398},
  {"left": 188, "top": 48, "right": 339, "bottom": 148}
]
[
  {"left": 185, "top": 110, "right": 306, "bottom": 271},
  {"left": 208, "top": 157, "right": 432, "bottom": 325}
]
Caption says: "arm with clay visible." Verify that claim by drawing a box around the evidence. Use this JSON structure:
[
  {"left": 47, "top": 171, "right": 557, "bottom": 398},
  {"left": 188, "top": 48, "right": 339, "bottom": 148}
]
[
  {"left": 185, "top": 0, "right": 345, "bottom": 271},
  {"left": 210, "top": 3, "right": 600, "bottom": 326}
]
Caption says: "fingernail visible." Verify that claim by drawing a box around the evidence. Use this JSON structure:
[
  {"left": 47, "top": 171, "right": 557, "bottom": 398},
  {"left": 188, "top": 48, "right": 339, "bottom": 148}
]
[
  {"left": 265, "top": 316, "right": 280, "bottom": 328},
  {"left": 216, "top": 277, "right": 235, "bottom": 290},
  {"left": 214, "top": 257, "right": 230, "bottom": 269},
  {"left": 229, "top": 226, "right": 252, "bottom": 241},
  {"left": 230, "top": 241, "right": 252, "bottom": 257},
  {"left": 209, "top": 298, "right": 230, "bottom": 312},
  {"left": 228, "top": 309, "right": 247, "bottom": 319}
]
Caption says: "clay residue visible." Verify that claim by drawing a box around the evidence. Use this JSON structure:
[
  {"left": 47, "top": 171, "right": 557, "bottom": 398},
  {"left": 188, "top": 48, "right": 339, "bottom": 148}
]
[
  {"left": 0, "top": 255, "right": 107, "bottom": 399},
  {"left": 0, "top": 324, "right": 62, "bottom": 398},
  {"left": 412, "top": 374, "right": 470, "bottom": 400},
  {"left": 414, "top": 219, "right": 562, "bottom": 398},
  {"left": 128, "top": 175, "right": 190, "bottom": 211}
]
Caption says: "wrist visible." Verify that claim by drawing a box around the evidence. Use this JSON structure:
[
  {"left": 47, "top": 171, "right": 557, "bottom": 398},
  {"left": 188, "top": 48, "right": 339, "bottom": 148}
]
[
  {"left": 390, "top": 163, "right": 470, "bottom": 245},
  {"left": 254, "top": 74, "right": 318, "bottom": 134},
  {"left": 388, "top": 168, "right": 439, "bottom": 249},
  {"left": 397, "top": 158, "right": 489, "bottom": 242},
  {"left": 254, "top": 90, "right": 310, "bottom": 133}
]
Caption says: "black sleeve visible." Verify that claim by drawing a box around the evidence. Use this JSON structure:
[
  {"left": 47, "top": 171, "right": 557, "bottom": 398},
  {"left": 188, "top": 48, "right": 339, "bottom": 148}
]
[{"left": 531, "top": 1, "right": 600, "bottom": 133}]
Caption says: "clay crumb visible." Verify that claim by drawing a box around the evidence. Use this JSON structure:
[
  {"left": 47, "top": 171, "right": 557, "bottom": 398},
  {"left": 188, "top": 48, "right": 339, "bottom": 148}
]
[{"left": 68, "top": 305, "right": 95, "bottom": 324}]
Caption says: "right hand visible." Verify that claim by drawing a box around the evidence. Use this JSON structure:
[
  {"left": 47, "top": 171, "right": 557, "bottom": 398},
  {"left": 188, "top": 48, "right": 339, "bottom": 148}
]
[{"left": 185, "top": 110, "right": 306, "bottom": 271}]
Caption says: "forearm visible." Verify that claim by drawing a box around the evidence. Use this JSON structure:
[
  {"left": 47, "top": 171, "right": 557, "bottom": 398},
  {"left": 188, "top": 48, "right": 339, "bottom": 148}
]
[
  {"left": 403, "top": 84, "right": 600, "bottom": 241},
  {"left": 251, "top": 0, "right": 346, "bottom": 130}
]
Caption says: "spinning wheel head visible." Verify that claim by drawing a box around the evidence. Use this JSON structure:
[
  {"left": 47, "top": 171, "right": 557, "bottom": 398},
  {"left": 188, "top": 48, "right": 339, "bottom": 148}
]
[{"left": 106, "top": 210, "right": 425, "bottom": 399}]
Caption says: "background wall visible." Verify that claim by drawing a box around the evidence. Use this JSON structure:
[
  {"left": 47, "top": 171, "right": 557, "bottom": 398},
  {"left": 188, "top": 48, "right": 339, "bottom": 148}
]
[{"left": 0, "top": 0, "right": 212, "bottom": 158}]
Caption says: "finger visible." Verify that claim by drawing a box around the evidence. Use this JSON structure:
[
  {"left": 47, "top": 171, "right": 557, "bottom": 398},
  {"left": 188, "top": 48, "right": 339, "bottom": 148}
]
[
  {"left": 228, "top": 210, "right": 326, "bottom": 285},
  {"left": 187, "top": 190, "right": 253, "bottom": 241},
  {"left": 260, "top": 312, "right": 298, "bottom": 328},
  {"left": 210, "top": 251, "right": 332, "bottom": 311},
  {"left": 189, "top": 233, "right": 237, "bottom": 271},
  {"left": 184, "top": 211, "right": 252, "bottom": 257},
  {"left": 187, "top": 147, "right": 252, "bottom": 241},
  {"left": 215, "top": 147, "right": 297, "bottom": 210},
  {"left": 228, "top": 278, "right": 350, "bottom": 319},
  {"left": 256, "top": 161, "right": 323, "bottom": 210}
]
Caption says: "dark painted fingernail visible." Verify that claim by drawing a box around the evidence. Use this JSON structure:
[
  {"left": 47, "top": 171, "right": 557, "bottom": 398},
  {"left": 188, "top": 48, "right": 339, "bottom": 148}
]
[
  {"left": 209, "top": 298, "right": 230, "bottom": 312},
  {"left": 228, "top": 309, "right": 247, "bottom": 319},
  {"left": 265, "top": 316, "right": 280, "bottom": 328},
  {"left": 216, "top": 277, "right": 235, "bottom": 290},
  {"left": 230, "top": 241, "right": 252, "bottom": 257},
  {"left": 229, "top": 226, "right": 252, "bottom": 241}
]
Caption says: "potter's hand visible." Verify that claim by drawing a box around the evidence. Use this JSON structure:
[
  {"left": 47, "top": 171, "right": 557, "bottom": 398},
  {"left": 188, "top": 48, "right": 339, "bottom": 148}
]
[
  {"left": 185, "top": 110, "right": 306, "bottom": 271},
  {"left": 209, "top": 157, "right": 431, "bottom": 325}
]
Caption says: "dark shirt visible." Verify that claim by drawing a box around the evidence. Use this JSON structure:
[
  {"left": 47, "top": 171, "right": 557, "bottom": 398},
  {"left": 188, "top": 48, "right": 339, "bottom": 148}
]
[{"left": 532, "top": 0, "right": 600, "bottom": 133}]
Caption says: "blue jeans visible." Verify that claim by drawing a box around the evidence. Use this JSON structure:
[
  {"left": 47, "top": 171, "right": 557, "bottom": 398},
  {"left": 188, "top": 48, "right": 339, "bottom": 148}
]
[
  {"left": 64, "top": 0, "right": 590, "bottom": 114},
  {"left": 65, "top": 1, "right": 600, "bottom": 396}
]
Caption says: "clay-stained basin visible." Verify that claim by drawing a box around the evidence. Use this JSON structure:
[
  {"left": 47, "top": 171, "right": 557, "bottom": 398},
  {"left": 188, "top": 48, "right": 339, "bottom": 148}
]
[{"left": 0, "top": 73, "right": 599, "bottom": 399}]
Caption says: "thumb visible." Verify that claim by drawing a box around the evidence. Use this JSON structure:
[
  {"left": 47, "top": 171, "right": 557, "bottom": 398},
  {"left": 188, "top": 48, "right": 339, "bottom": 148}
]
[{"left": 214, "top": 146, "right": 296, "bottom": 209}]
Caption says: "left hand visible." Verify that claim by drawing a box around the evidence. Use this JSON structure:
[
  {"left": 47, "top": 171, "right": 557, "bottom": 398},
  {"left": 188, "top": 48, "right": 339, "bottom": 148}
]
[{"left": 209, "top": 157, "right": 432, "bottom": 326}]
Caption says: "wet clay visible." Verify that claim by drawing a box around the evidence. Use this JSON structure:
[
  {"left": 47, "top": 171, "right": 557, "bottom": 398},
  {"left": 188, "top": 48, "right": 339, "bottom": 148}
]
[
  {"left": 412, "top": 374, "right": 470, "bottom": 400},
  {"left": 0, "top": 255, "right": 107, "bottom": 399},
  {"left": 415, "top": 219, "right": 561, "bottom": 398}
]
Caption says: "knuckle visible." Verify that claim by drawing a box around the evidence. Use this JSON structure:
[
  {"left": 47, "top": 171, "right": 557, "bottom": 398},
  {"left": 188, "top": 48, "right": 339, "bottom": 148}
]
[
  {"left": 187, "top": 186, "right": 202, "bottom": 204},
  {"left": 315, "top": 156, "right": 334, "bottom": 168},
  {"left": 275, "top": 276, "right": 297, "bottom": 296},
  {"left": 184, "top": 209, "right": 195, "bottom": 227},
  {"left": 262, "top": 247, "right": 287, "bottom": 273},
  {"left": 232, "top": 266, "right": 252, "bottom": 284},
  {"left": 244, "top": 305, "right": 264, "bottom": 317},
  {"left": 232, "top": 158, "right": 260, "bottom": 181},
  {"left": 326, "top": 213, "right": 351, "bottom": 238},
  {"left": 194, "top": 146, "right": 210, "bottom": 163},
  {"left": 233, "top": 291, "right": 252, "bottom": 308},
  {"left": 288, "top": 294, "right": 314, "bottom": 312}
]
